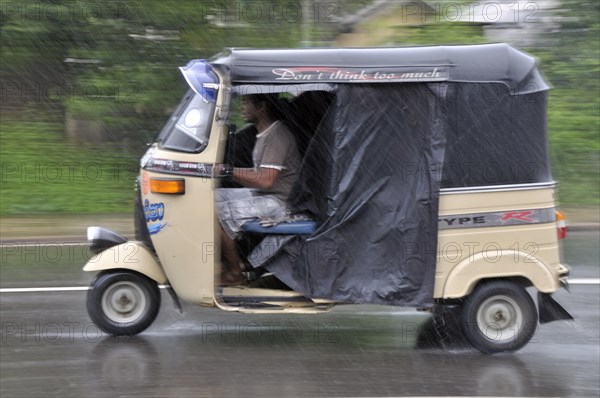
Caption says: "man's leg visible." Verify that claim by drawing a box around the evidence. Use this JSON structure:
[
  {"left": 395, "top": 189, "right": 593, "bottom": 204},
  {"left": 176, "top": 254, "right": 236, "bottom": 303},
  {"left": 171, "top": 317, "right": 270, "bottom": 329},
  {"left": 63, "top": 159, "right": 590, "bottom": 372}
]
[
  {"left": 216, "top": 189, "right": 254, "bottom": 285},
  {"left": 220, "top": 226, "right": 245, "bottom": 284},
  {"left": 216, "top": 190, "right": 288, "bottom": 285}
]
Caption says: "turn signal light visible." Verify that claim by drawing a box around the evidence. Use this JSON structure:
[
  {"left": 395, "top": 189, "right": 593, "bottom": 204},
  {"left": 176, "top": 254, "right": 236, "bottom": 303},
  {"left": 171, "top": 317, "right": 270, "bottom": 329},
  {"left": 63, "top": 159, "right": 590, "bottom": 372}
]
[
  {"left": 150, "top": 178, "right": 185, "bottom": 194},
  {"left": 556, "top": 210, "right": 567, "bottom": 240}
]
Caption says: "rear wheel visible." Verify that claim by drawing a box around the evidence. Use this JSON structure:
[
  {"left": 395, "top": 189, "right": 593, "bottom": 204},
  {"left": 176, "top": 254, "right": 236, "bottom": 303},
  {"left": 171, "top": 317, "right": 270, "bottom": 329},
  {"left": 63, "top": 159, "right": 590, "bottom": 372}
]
[
  {"left": 87, "top": 271, "right": 161, "bottom": 336},
  {"left": 461, "top": 280, "right": 537, "bottom": 354}
]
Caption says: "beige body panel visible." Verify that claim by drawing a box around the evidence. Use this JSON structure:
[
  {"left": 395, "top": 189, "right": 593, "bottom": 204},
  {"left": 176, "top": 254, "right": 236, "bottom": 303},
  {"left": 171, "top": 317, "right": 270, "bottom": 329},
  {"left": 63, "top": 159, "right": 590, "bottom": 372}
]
[
  {"left": 435, "top": 185, "right": 565, "bottom": 299},
  {"left": 439, "top": 184, "right": 557, "bottom": 215},
  {"left": 140, "top": 79, "right": 229, "bottom": 306},
  {"left": 142, "top": 173, "right": 217, "bottom": 306},
  {"left": 83, "top": 242, "right": 168, "bottom": 284}
]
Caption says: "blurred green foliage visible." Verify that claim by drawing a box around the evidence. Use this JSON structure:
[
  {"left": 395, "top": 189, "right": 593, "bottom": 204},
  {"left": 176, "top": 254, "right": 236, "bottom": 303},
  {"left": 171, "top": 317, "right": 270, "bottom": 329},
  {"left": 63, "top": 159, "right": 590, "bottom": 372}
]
[
  {"left": 404, "top": 22, "right": 485, "bottom": 45},
  {"left": 0, "top": 0, "right": 598, "bottom": 215},
  {"left": 534, "top": 0, "right": 600, "bottom": 206}
]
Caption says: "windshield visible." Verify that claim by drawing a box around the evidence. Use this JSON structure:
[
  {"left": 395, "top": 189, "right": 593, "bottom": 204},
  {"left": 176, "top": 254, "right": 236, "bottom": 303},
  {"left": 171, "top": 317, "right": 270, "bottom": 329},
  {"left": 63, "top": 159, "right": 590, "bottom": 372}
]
[{"left": 156, "top": 90, "right": 215, "bottom": 153}]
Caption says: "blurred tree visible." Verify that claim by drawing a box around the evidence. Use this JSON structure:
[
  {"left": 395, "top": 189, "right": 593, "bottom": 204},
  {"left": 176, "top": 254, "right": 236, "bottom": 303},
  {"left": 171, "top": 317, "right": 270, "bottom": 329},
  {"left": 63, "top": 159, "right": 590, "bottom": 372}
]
[
  {"left": 533, "top": 0, "right": 600, "bottom": 205},
  {"left": 2, "top": 0, "right": 374, "bottom": 145}
]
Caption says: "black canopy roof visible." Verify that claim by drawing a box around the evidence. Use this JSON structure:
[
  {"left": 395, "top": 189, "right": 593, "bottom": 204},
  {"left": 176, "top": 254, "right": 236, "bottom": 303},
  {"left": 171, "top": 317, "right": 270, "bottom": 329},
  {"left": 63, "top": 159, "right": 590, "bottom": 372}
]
[{"left": 209, "top": 43, "right": 549, "bottom": 94}]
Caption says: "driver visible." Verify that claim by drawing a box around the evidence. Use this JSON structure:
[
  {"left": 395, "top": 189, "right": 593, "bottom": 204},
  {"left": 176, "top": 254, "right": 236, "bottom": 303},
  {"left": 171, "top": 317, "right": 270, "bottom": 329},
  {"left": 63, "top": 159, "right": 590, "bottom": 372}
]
[{"left": 215, "top": 94, "right": 301, "bottom": 285}]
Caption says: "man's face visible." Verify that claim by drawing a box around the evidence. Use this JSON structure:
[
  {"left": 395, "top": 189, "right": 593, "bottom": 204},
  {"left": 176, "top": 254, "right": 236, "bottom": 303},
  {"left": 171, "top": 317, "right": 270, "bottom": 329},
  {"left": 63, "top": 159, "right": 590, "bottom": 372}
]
[{"left": 240, "top": 97, "right": 259, "bottom": 123}]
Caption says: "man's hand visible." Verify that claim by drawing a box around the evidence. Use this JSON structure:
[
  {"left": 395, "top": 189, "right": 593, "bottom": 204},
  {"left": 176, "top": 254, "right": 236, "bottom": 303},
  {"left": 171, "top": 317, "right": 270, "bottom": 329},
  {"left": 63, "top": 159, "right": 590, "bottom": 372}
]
[
  {"left": 214, "top": 164, "right": 281, "bottom": 189},
  {"left": 213, "top": 163, "right": 234, "bottom": 178}
]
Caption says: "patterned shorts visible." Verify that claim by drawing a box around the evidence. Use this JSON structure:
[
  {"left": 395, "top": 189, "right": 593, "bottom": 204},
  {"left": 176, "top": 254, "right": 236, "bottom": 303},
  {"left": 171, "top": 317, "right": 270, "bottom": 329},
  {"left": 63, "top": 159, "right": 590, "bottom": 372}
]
[{"left": 216, "top": 188, "right": 288, "bottom": 239}]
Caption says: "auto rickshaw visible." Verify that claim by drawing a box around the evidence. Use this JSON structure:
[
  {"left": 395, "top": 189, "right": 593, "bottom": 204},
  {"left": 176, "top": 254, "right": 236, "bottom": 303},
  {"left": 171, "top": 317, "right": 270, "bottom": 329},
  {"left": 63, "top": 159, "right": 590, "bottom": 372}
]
[{"left": 83, "top": 43, "right": 573, "bottom": 354}]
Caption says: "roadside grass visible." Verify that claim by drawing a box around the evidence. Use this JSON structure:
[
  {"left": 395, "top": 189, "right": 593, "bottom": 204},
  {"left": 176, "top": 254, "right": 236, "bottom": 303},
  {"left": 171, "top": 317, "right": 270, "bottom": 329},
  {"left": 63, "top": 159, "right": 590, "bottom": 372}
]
[
  {"left": 0, "top": 93, "right": 597, "bottom": 216},
  {"left": 0, "top": 113, "right": 138, "bottom": 215}
]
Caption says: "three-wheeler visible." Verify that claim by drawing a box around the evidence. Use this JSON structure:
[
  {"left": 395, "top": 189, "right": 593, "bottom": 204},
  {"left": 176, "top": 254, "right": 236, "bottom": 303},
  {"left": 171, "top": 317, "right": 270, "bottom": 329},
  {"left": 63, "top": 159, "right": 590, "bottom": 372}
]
[{"left": 84, "top": 43, "right": 573, "bottom": 353}]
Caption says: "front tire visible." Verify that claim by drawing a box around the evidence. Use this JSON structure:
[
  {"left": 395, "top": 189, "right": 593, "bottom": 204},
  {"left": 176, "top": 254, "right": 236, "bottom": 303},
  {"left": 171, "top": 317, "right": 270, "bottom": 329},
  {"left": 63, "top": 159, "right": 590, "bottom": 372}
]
[
  {"left": 87, "top": 271, "right": 161, "bottom": 336},
  {"left": 461, "top": 280, "right": 537, "bottom": 354}
]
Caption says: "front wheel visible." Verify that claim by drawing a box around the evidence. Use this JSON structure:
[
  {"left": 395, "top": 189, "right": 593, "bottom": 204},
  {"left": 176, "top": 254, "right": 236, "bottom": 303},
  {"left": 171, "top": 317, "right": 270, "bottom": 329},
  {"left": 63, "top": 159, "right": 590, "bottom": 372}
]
[
  {"left": 87, "top": 271, "right": 161, "bottom": 336},
  {"left": 461, "top": 280, "right": 537, "bottom": 354}
]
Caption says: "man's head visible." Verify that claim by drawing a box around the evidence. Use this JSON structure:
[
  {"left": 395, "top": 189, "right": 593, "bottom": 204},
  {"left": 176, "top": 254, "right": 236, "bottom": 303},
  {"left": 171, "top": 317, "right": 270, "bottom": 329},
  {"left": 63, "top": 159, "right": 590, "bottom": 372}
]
[{"left": 240, "top": 94, "right": 280, "bottom": 124}]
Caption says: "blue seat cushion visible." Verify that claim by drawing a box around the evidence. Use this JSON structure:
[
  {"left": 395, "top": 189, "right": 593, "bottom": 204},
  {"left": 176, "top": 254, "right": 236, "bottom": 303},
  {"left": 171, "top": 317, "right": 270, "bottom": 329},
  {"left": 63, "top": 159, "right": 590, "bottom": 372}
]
[{"left": 243, "top": 220, "right": 318, "bottom": 235}]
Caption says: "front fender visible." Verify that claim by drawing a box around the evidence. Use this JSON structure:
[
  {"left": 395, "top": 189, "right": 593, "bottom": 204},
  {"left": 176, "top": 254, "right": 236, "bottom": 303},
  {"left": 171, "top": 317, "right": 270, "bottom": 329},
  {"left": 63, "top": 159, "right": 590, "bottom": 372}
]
[
  {"left": 442, "top": 250, "right": 558, "bottom": 298},
  {"left": 83, "top": 242, "right": 167, "bottom": 284}
]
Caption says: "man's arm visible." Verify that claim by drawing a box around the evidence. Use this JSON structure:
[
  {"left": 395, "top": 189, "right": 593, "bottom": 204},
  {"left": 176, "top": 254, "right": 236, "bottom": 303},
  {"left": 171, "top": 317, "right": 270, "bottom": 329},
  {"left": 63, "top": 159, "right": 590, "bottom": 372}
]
[{"left": 232, "top": 167, "right": 281, "bottom": 190}]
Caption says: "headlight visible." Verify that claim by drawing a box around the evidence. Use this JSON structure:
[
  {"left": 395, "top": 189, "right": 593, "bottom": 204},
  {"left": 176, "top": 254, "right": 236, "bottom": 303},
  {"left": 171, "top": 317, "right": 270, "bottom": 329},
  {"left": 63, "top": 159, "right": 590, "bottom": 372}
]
[{"left": 184, "top": 108, "right": 201, "bottom": 128}]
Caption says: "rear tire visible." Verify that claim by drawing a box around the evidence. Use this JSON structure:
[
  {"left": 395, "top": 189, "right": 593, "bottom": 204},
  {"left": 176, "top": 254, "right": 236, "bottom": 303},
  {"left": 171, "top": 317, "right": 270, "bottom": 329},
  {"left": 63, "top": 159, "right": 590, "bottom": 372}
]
[
  {"left": 461, "top": 280, "right": 537, "bottom": 354},
  {"left": 87, "top": 271, "right": 161, "bottom": 336}
]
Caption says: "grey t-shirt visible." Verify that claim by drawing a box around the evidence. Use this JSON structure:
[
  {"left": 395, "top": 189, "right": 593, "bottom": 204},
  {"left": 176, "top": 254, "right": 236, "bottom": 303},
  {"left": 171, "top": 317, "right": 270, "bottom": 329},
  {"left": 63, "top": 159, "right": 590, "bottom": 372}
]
[{"left": 253, "top": 121, "right": 301, "bottom": 201}]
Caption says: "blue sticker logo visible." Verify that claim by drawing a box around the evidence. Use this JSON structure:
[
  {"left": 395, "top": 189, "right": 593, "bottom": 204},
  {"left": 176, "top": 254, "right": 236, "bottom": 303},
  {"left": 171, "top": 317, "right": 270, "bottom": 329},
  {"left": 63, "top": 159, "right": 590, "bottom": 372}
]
[
  {"left": 148, "top": 223, "right": 167, "bottom": 235},
  {"left": 144, "top": 199, "right": 165, "bottom": 222}
]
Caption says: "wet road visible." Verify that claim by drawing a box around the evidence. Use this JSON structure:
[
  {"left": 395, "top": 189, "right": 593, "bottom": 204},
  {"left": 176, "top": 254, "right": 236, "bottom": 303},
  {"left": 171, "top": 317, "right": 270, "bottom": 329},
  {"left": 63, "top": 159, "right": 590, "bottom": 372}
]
[{"left": 1, "top": 231, "right": 599, "bottom": 397}]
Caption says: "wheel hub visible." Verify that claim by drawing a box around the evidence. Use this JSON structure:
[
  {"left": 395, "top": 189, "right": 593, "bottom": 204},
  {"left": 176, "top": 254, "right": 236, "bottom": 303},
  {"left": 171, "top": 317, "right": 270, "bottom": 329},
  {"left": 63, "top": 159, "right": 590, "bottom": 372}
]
[
  {"left": 493, "top": 311, "right": 505, "bottom": 322},
  {"left": 477, "top": 295, "right": 524, "bottom": 342},
  {"left": 102, "top": 281, "right": 147, "bottom": 323},
  {"left": 115, "top": 291, "right": 134, "bottom": 312}
]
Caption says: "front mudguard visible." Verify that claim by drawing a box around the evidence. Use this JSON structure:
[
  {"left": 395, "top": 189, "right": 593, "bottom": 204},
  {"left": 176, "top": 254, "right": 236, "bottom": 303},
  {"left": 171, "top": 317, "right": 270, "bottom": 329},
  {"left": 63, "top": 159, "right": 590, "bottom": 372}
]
[{"left": 83, "top": 242, "right": 168, "bottom": 285}]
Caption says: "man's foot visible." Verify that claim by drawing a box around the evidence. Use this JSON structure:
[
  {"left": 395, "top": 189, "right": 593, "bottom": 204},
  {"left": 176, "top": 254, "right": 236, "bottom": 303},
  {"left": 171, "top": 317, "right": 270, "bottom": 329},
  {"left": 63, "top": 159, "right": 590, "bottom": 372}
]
[
  {"left": 220, "top": 270, "right": 246, "bottom": 286},
  {"left": 239, "top": 261, "right": 252, "bottom": 272}
]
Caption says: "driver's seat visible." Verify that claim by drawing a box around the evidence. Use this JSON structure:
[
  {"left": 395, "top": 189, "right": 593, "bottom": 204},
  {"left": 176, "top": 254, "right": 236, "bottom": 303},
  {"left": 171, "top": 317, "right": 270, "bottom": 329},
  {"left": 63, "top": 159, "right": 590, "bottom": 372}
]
[{"left": 242, "top": 220, "right": 318, "bottom": 235}]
